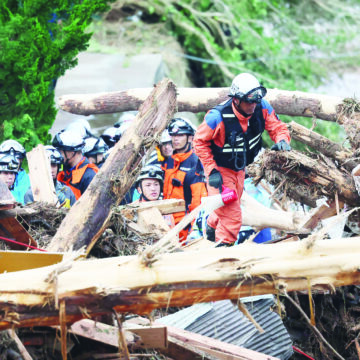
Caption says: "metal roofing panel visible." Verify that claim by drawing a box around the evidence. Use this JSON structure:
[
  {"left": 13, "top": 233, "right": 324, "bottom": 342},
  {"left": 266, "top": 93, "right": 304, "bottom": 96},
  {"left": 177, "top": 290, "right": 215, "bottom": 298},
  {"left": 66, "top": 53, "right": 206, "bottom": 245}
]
[{"left": 158, "top": 296, "right": 293, "bottom": 360}]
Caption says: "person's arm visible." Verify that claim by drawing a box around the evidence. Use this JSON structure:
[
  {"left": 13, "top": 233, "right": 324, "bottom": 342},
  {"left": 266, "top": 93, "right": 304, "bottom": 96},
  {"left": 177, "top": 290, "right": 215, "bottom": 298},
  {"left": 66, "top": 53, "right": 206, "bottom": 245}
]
[
  {"left": 193, "top": 110, "right": 224, "bottom": 176},
  {"left": 262, "top": 99, "right": 291, "bottom": 144},
  {"left": 79, "top": 167, "right": 98, "bottom": 194}
]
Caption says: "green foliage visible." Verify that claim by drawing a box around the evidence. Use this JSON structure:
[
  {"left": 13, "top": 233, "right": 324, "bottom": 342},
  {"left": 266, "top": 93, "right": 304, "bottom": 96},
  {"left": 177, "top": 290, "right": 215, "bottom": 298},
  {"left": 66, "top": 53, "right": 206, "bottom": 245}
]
[
  {"left": 0, "top": 0, "right": 114, "bottom": 151},
  {"left": 135, "top": 0, "right": 359, "bottom": 144}
]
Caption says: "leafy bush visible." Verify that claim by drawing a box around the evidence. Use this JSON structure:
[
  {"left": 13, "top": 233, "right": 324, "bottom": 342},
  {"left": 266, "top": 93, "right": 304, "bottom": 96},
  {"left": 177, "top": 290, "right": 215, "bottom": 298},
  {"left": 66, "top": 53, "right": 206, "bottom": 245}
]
[{"left": 0, "top": 0, "right": 114, "bottom": 151}]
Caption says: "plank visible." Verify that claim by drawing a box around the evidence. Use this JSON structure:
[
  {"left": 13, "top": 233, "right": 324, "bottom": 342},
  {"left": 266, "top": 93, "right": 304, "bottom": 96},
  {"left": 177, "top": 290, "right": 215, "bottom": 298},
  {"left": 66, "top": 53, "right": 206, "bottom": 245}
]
[
  {"left": 69, "top": 319, "right": 167, "bottom": 349},
  {"left": 0, "top": 180, "right": 16, "bottom": 210},
  {"left": 132, "top": 199, "right": 186, "bottom": 215},
  {"left": 137, "top": 208, "right": 170, "bottom": 236},
  {"left": 166, "top": 326, "right": 280, "bottom": 360},
  {"left": 0, "top": 217, "right": 37, "bottom": 250},
  {"left": 26, "top": 144, "right": 58, "bottom": 205}
]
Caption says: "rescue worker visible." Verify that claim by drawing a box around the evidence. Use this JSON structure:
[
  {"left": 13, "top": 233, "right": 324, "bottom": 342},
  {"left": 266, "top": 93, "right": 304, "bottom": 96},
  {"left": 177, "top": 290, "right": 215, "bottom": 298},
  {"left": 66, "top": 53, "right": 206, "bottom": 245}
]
[
  {"left": 52, "top": 130, "right": 99, "bottom": 200},
  {"left": 101, "top": 127, "right": 121, "bottom": 148},
  {"left": 24, "top": 146, "right": 76, "bottom": 207},
  {"left": 0, "top": 140, "right": 30, "bottom": 204},
  {"left": 163, "top": 118, "right": 208, "bottom": 242},
  {"left": 0, "top": 153, "right": 19, "bottom": 190},
  {"left": 134, "top": 164, "right": 174, "bottom": 228},
  {"left": 146, "top": 129, "right": 173, "bottom": 166},
  {"left": 83, "top": 136, "right": 108, "bottom": 168},
  {"left": 193, "top": 73, "right": 291, "bottom": 246}
]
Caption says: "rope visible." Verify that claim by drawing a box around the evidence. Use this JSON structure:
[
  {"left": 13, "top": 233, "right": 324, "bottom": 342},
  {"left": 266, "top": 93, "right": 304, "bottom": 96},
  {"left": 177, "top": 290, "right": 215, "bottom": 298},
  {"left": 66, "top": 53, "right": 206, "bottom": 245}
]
[
  {"left": 293, "top": 345, "right": 315, "bottom": 360},
  {"left": 0, "top": 235, "right": 47, "bottom": 252}
]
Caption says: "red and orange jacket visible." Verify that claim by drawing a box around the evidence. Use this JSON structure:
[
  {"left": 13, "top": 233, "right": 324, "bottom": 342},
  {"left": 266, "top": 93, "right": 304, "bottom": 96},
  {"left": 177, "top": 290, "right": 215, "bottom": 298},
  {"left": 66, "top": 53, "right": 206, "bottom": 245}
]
[
  {"left": 193, "top": 98, "right": 290, "bottom": 175},
  {"left": 163, "top": 149, "right": 208, "bottom": 224},
  {"left": 57, "top": 157, "right": 98, "bottom": 200}
]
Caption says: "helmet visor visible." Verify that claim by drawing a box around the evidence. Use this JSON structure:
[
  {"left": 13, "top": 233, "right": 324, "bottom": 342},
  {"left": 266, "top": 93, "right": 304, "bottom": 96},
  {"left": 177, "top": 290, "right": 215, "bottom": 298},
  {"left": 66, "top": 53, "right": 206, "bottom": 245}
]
[{"left": 243, "top": 86, "right": 267, "bottom": 104}]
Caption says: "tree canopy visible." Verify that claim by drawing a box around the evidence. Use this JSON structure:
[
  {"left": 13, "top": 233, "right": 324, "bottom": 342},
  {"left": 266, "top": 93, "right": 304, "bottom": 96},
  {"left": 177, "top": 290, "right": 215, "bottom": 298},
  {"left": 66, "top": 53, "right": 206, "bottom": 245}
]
[{"left": 0, "top": 0, "right": 114, "bottom": 150}]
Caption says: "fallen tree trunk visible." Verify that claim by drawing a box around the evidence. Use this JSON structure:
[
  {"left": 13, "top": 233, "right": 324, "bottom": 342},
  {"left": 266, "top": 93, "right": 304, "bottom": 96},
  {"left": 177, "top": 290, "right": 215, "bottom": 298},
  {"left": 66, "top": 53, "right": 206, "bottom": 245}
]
[
  {"left": 247, "top": 149, "right": 360, "bottom": 207},
  {"left": 288, "top": 121, "right": 358, "bottom": 172},
  {"left": 1, "top": 237, "right": 360, "bottom": 330},
  {"left": 47, "top": 78, "right": 177, "bottom": 252},
  {"left": 58, "top": 87, "right": 345, "bottom": 121}
]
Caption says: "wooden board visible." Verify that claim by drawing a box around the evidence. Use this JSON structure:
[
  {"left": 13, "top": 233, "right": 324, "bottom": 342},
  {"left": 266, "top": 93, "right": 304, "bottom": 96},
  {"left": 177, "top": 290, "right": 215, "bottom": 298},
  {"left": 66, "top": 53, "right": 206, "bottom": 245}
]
[
  {"left": 166, "top": 326, "right": 280, "bottom": 360},
  {"left": 137, "top": 207, "right": 170, "bottom": 236},
  {"left": 69, "top": 319, "right": 167, "bottom": 349},
  {"left": 0, "top": 180, "right": 16, "bottom": 210},
  {"left": 26, "top": 144, "right": 58, "bottom": 205},
  {"left": 0, "top": 251, "right": 63, "bottom": 273},
  {"left": 134, "top": 198, "right": 186, "bottom": 215},
  {"left": 0, "top": 217, "right": 37, "bottom": 250}
]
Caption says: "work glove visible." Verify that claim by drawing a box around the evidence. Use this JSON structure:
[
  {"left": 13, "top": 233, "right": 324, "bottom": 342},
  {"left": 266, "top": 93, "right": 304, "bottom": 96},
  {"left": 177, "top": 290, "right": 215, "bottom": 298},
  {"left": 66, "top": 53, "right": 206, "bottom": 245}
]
[
  {"left": 271, "top": 140, "right": 292, "bottom": 151},
  {"left": 208, "top": 168, "right": 223, "bottom": 192}
]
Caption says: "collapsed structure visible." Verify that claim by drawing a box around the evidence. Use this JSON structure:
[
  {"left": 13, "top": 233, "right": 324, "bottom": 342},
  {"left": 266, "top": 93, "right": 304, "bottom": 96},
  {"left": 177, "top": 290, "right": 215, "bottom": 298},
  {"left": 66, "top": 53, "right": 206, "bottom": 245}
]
[{"left": 1, "top": 78, "right": 360, "bottom": 359}]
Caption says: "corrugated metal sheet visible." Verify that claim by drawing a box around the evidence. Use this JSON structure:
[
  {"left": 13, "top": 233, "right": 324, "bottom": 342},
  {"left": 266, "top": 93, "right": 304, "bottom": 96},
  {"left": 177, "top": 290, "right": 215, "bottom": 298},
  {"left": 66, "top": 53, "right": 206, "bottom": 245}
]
[{"left": 157, "top": 296, "right": 293, "bottom": 360}]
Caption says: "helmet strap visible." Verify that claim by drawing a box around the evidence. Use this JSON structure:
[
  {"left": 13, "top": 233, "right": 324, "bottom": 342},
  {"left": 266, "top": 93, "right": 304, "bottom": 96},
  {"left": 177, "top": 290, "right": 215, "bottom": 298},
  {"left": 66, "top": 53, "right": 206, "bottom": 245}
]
[{"left": 173, "top": 138, "right": 191, "bottom": 154}]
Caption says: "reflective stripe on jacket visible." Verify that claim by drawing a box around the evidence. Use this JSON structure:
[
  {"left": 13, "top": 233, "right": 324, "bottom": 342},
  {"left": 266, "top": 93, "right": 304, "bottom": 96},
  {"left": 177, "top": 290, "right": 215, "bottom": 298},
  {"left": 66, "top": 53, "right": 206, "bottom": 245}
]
[{"left": 210, "top": 99, "right": 265, "bottom": 171}]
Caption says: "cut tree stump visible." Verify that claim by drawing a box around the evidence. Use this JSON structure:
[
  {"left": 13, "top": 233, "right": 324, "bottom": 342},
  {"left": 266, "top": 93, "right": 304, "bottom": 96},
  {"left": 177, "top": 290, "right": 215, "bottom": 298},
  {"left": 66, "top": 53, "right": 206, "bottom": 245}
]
[
  {"left": 2, "top": 237, "right": 360, "bottom": 329},
  {"left": 47, "top": 78, "right": 177, "bottom": 253},
  {"left": 58, "top": 87, "right": 346, "bottom": 122},
  {"left": 26, "top": 144, "right": 58, "bottom": 205}
]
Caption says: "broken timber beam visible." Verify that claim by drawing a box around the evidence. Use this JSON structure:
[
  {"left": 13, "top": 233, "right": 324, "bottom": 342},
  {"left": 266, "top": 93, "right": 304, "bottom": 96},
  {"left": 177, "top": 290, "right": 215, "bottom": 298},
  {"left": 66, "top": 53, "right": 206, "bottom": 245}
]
[
  {"left": 58, "top": 87, "right": 346, "bottom": 122},
  {"left": 2, "top": 237, "right": 360, "bottom": 329},
  {"left": 47, "top": 78, "right": 177, "bottom": 252},
  {"left": 288, "top": 121, "right": 358, "bottom": 172},
  {"left": 247, "top": 149, "right": 360, "bottom": 207}
]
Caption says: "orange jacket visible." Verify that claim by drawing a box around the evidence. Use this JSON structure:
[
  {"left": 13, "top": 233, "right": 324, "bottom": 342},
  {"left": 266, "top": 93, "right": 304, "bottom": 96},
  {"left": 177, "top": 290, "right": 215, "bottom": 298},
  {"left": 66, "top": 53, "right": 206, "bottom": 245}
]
[
  {"left": 163, "top": 149, "right": 207, "bottom": 225},
  {"left": 57, "top": 157, "right": 98, "bottom": 200},
  {"left": 193, "top": 99, "right": 290, "bottom": 176}
]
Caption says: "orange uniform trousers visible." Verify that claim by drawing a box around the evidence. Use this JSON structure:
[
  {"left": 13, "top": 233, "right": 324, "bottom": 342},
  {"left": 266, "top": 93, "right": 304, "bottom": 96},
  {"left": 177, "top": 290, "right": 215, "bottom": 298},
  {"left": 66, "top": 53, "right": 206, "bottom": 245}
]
[{"left": 207, "top": 166, "right": 245, "bottom": 244}]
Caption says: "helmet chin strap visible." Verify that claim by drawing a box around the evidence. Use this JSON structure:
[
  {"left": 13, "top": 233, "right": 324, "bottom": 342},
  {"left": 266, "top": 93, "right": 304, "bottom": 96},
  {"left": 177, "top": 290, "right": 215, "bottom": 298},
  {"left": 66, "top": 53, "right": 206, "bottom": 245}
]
[
  {"left": 174, "top": 139, "right": 190, "bottom": 154},
  {"left": 63, "top": 151, "right": 76, "bottom": 170}
]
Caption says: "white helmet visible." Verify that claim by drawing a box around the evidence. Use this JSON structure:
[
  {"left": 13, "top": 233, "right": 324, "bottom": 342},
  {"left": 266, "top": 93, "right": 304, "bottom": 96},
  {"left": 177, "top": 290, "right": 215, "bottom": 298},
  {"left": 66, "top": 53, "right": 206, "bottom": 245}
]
[
  {"left": 83, "top": 137, "right": 108, "bottom": 157},
  {"left": 0, "top": 139, "right": 26, "bottom": 159},
  {"left": 114, "top": 112, "right": 137, "bottom": 128},
  {"left": 52, "top": 130, "right": 85, "bottom": 152},
  {"left": 160, "top": 130, "right": 172, "bottom": 144},
  {"left": 66, "top": 121, "right": 92, "bottom": 139},
  {"left": 229, "top": 73, "right": 267, "bottom": 103}
]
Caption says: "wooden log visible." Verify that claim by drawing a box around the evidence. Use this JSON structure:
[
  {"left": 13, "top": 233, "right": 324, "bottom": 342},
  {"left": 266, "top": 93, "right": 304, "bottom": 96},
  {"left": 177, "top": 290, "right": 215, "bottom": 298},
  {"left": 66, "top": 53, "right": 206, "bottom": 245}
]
[
  {"left": 288, "top": 121, "right": 358, "bottom": 172},
  {"left": 2, "top": 237, "right": 360, "bottom": 329},
  {"left": 47, "top": 78, "right": 177, "bottom": 253},
  {"left": 165, "top": 326, "right": 280, "bottom": 360},
  {"left": 241, "top": 191, "right": 308, "bottom": 232},
  {"left": 69, "top": 319, "right": 167, "bottom": 349},
  {"left": 58, "top": 87, "right": 345, "bottom": 122},
  {"left": 26, "top": 144, "right": 58, "bottom": 205},
  {"left": 247, "top": 150, "right": 360, "bottom": 208}
]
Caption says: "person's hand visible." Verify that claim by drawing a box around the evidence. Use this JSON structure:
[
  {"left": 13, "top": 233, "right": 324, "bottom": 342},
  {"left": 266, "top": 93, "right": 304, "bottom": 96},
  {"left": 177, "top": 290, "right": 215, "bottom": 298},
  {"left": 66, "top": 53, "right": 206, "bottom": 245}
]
[
  {"left": 208, "top": 169, "right": 223, "bottom": 191},
  {"left": 271, "top": 140, "right": 291, "bottom": 151}
]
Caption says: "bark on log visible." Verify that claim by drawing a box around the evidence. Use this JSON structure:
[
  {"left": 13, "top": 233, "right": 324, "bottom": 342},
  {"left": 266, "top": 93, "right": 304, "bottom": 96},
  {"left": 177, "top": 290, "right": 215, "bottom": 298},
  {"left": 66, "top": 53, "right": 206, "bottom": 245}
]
[
  {"left": 47, "top": 79, "right": 177, "bottom": 252},
  {"left": 247, "top": 150, "right": 360, "bottom": 208},
  {"left": 288, "top": 121, "right": 359, "bottom": 172},
  {"left": 58, "top": 87, "right": 346, "bottom": 121},
  {"left": 1, "top": 237, "right": 360, "bottom": 330}
]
